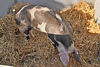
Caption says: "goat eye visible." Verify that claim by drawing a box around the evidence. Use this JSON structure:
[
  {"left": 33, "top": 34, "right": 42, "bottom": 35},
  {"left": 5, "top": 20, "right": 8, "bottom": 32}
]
[{"left": 15, "top": 19, "right": 20, "bottom": 25}]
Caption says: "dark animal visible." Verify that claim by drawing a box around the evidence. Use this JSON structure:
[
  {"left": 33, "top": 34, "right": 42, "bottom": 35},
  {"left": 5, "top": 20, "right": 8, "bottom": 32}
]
[{"left": 15, "top": 4, "right": 81, "bottom": 67}]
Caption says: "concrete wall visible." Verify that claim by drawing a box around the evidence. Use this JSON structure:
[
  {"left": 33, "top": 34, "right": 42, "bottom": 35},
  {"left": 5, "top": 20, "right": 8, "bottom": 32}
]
[
  {"left": 0, "top": 0, "right": 94, "bottom": 17},
  {"left": 0, "top": 0, "right": 14, "bottom": 17},
  {"left": 17, "top": 0, "right": 93, "bottom": 11},
  {"left": 94, "top": 0, "right": 100, "bottom": 23},
  {"left": 0, "top": 0, "right": 100, "bottom": 23}
]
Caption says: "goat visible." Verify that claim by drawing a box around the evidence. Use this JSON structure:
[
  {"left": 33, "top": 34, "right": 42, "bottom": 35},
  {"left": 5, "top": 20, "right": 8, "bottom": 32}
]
[{"left": 15, "top": 4, "right": 81, "bottom": 67}]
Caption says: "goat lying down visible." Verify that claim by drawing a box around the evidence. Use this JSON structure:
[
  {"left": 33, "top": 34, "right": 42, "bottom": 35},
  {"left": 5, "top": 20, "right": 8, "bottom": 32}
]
[{"left": 15, "top": 4, "right": 81, "bottom": 67}]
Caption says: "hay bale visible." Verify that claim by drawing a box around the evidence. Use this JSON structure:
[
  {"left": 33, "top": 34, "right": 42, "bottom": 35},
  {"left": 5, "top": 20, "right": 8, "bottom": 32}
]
[{"left": 0, "top": 1, "right": 100, "bottom": 67}]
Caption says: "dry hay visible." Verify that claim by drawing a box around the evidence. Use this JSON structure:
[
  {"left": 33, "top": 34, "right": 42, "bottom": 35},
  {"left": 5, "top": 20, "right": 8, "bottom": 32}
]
[
  {"left": 59, "top": 1, "right": 100, "bottom": 67},
  {"left": 0, "top": 1, "right": 100, "bottom": 67}
]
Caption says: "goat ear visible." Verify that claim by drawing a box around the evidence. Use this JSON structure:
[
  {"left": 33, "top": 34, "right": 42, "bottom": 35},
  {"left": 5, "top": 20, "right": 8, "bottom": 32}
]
[
  {"left": 59, "top": 50, "right": 69, "bottom": 67},
  {"left": 57, "top": 41, "right": 69, "bottom": 67}
]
